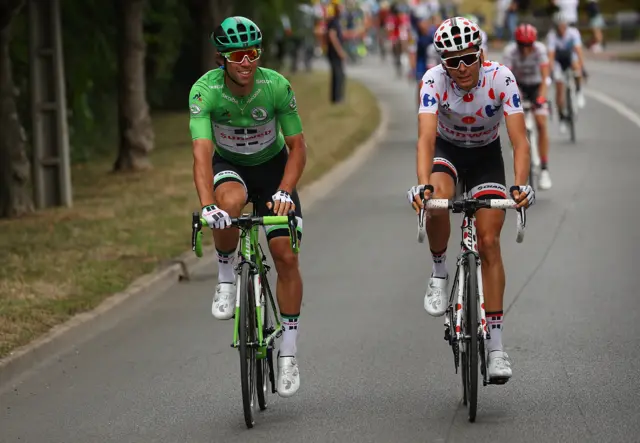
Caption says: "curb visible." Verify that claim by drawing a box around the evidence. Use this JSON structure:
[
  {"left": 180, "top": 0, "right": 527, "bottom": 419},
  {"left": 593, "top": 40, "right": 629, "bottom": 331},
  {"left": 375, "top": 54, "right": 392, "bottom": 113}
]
[{"left": 0, "top": 91, "right": 390, "bottom": 384}]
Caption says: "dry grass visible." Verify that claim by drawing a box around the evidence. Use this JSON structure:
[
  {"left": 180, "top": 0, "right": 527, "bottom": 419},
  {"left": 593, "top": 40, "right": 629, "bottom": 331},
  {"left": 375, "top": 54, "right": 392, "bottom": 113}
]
[{"left": 0, "top": 71, "right": 380, "bottom": 359}]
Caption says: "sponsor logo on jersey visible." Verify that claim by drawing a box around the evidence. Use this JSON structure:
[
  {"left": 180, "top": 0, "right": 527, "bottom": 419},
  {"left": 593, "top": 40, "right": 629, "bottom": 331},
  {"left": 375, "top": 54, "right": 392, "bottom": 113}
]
[
  {"left": 251, "top": 106, "right": 268, "bottom": 121},
  {"left": 422, "top": 93, "right": 437, "bottom": 107},
  {"left": 192, "top": 92, "right": 202, "bottom": 102},
  {"left": 256, "top": 79, "right": 272, "bottom": 84},
  {"left": 222, "top": 92, "right": 239, "bottom": 104}
]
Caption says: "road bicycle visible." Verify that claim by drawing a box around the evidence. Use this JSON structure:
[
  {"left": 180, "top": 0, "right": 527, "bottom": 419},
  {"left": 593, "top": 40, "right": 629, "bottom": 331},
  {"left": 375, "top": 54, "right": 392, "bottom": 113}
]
[
  {"left": 415, "top": 187, "right": 526, "bottom": 422},
  {"left": 191, "top": 199, "right": 300, "bottom": 429},
  {"left": 558, "top": 66, "right": 579, "bottom": 143},
  {"left": 522, "top": 100, "right": 541, "bottom": 192}
]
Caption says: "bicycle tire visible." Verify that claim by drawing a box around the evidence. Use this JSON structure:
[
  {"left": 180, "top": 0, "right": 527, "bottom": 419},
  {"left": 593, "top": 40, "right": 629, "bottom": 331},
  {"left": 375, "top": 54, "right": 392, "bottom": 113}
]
[
  {"left": 527, "top": 128, "right": 536, "bottom": 191},
  {"left": 566, "top": 86, "right": 576, "bottom": 143},
  {"left": 239, "top": 262, "right": 257, "bottom": 428},
  {"left": 256, "top": 268, "right": 272, "bottom": 411},
  {"left": 464, "top": 253, "right": 479, "bottom": 422}
]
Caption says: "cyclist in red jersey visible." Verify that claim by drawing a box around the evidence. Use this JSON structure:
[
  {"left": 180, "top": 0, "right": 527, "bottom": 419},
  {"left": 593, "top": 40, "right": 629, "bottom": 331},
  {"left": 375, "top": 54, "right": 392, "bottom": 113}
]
[{"left": 386, "top": 2, "right": 411, "bottom": 76}]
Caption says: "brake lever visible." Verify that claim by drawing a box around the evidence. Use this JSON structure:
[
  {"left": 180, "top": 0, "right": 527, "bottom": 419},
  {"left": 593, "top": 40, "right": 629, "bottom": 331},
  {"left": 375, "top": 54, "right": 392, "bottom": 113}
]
[
  {"left": 192, "top": 211, "right": 201, "bottom": 252},
  {"left": 287, "top": 209, "right": 299, "bottom": 252}
]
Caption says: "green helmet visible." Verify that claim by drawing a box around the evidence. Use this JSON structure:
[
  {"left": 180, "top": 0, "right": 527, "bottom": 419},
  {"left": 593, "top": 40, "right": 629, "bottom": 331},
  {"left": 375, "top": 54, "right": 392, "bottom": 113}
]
[{"left": 211, "top": 16, "right": 263, "bottom": 52}]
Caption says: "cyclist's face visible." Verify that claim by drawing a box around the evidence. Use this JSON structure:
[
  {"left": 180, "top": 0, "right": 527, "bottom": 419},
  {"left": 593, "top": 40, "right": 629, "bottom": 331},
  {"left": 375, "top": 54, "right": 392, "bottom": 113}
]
[
  {"left": 444, "top": 47, "right": 482, "bottom": 91},
  {"left": 556, "top": 23, "right": 568, "bottom": 34},
  {"left": 225, "top": 50, "right": 259, "bottom": 86},
  {"left": 517, "top": 43, "right": 534, "bottom": 56}
]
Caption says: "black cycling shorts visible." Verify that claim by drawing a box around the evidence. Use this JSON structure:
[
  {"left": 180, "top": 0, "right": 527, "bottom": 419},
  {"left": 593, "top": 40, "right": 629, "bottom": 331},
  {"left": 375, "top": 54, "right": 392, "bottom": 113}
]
[
  {"left": 431, "top": 137, "right": 507, "bottom": 200},
  {"left": 213, "top": 147, "right": 303, "bottom": 242}
]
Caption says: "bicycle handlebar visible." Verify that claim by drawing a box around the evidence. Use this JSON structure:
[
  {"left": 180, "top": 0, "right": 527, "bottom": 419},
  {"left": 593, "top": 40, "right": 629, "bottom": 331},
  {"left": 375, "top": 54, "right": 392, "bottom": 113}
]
[
  {"left": 191, "top": 210, "right": 299, "bottom": 258},
  {"left": 417, "top": 198, "right": 526, "bottom": 245}
]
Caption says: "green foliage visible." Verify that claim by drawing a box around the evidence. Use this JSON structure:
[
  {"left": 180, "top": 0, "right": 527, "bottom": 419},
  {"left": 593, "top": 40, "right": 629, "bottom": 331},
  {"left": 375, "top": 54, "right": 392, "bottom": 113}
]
[{"left": 8, "top": 0, "right": 310, "bottom": 162}]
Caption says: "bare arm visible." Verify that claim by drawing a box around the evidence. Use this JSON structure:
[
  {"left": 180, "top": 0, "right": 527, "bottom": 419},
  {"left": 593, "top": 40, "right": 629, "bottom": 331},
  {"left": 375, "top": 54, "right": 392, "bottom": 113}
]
[
  {"left": 539, "top": 63, "right": 550, "bottom": 99},
  {"left": 416, "top": 113, "right": 438, "bottom": 193},
  {"left": 279, "top": 134, "right": 307, "bottom": 193},
  {"left": 192, "top": 139, "right": 215, "bottom": 207},
  {"left": 505, "top": 112, "right": 531, "bottom": 189}
]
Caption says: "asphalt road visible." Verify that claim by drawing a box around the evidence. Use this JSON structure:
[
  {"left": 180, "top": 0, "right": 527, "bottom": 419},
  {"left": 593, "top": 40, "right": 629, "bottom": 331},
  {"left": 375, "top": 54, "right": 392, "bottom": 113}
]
[{"left": 2, "top": 53, "right": 640, "bottom": 443}]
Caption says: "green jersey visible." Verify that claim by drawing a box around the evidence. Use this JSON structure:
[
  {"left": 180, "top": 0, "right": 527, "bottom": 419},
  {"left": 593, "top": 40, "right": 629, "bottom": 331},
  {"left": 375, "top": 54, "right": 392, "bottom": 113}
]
[{"left": 189, "top": 67, "right": 303, "bottom": 166}]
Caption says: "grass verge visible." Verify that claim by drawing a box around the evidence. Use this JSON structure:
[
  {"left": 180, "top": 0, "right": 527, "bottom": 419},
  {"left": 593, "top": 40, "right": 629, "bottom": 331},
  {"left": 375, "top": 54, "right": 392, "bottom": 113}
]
[
  {"left": 616, "top": 52, "right": 640, "bottom": 62},
  {"left": 0, "top": 71, "right": 380, "bottom": 359}
]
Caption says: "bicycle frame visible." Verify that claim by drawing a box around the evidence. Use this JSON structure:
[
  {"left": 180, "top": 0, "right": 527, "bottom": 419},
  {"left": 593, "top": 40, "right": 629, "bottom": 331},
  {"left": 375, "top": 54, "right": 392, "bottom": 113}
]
[
  {"left": 191, "top": 210, "right": 299, "bottom": 353},
  {"left": 446, "top": 211, "right": 489, "bottom": 342},
  {"left": 232, "top": 217, "right": 281, "bottom": 354},
  {"left": 417, "top": 197, "right": 525, "bottom": 348}
]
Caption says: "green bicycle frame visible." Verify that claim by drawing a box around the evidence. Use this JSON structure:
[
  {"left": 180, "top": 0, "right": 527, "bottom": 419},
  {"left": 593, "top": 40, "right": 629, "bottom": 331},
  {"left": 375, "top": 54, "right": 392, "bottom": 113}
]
[{"left": 193, "top": 214, "right": 300, "bottom": 355}]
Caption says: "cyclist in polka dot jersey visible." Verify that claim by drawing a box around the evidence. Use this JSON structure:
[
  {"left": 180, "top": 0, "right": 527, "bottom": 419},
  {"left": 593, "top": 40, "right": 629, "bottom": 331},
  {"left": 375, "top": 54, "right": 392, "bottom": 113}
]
[
  {"left": 419, "top": 60, "right": 524, "bottom": 147},
  {"left": 408, "top": 17, "right": 535, "bottom": 384}
]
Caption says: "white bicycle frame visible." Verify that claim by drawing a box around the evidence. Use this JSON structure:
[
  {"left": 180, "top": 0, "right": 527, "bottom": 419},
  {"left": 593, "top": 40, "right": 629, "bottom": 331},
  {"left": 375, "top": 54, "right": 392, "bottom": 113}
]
[
  {"left": 522, "top": 101, "right": 541, "bottom": 171},
  {"left": 417, "top": 198, "right": 526, "bottom": 342}
]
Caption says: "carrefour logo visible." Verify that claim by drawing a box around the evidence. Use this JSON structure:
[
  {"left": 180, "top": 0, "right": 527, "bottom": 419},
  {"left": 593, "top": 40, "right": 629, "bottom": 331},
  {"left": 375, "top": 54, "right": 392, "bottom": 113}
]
[
  {"left": 422, "top": 93, "right": 437, "bottom": 107},
  {"left": 512, "top": 93, "right": 521, "bottom": 108}
]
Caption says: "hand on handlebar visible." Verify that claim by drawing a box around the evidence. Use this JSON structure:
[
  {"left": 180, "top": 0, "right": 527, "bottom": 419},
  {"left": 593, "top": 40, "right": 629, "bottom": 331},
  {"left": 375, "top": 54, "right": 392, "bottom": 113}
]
[
  {"left": 266, "top": 189, "right": 296, "bottom": 216},
  {"left": 407, "top": 184, "right": 434, "bottom": 213},
  {"left": 509, "top": 185, "right": 535, "bottom": 209},
  {"left": 202, "top": 204, "right": 232, "bottom": 229}
]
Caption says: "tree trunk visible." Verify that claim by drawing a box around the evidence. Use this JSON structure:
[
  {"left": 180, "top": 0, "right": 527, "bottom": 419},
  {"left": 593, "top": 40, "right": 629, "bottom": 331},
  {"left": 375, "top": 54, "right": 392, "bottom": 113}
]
[
  {"left": 0, "top": 0, "right": 33, "bottom": 218},
  {"left": 201, "top": 0, "right": 233, "bottom": 71},
  {"left": 113, "top": 0, "right": 154, "bottom": 172}
]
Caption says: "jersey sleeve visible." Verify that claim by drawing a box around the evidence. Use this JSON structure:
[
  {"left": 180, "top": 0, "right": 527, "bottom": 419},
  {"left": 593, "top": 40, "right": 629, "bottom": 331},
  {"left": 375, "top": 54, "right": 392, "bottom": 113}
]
[
  {"left": 570, "top": 28, "right": 583, "bottom": 47},
  {"left": 546, "top": 31, "right": 557, "bottom": 51},
  {"left": 275, "top": 75, "right": 303, "bottom": 137},
  {"left": 496, "top": 66, "right": 524, "bottom": 116},
  {"left": 188, "top": 80, "right": 213, "bottom": 141},
  {"left": 502, "top": 45, "right": 514, "bottom": 70},
  {"left": 536, "top": 43, "right": 549, "bottom": 66},
  {"left": 418, "top": 69, "right": 440, "bottom": 114}
]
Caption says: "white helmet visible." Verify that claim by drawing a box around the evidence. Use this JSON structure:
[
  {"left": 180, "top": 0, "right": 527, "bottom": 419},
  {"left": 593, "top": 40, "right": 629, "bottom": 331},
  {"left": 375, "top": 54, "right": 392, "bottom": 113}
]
[
  {"left": 553, "top": 11, "right": 571, "bottom": 25},
  {"left": 433, "top": 16, "right": 483, "bottom": 55}
]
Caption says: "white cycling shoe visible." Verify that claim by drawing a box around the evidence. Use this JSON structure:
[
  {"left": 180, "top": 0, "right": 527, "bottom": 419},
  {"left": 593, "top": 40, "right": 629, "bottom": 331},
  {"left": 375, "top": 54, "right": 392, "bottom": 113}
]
[
  {"left": 539, "top": 170, "right": 553, "bottom": 190},
  {"left": 424, "top": 274, "right": 449, "bottom": 317},
  {"left": 211, "top": 282, "right": 236, "bottom": 320},
  {"left": 487, "top": 350, "right": 512, "bottom": 382},
  {"left": 277, "top": 354, "right": 300, "bottom": 398}
]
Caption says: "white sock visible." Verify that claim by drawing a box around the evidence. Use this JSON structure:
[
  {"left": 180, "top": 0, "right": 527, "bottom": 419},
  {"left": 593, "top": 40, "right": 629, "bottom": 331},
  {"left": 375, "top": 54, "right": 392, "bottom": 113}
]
[
  {"left": 431, "top": 249, "right": 447, "bottom": 278},
  {"left": 216, "top": 249, "right": 236, "bottom": 284},
  {"left": 279, "top": 315, "right": 299, "bottom": 357},
  {"left": 486, "top": 311, "right": 504, "bottom": 353}
]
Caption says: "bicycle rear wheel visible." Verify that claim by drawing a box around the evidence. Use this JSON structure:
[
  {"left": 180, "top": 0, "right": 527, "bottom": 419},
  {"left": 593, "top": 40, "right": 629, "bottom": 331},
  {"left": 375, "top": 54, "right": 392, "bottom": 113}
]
[
  {"left": 464, "top": 253, "right": 479, "bottom": 422},
  {"left": 239, "top": 262, "right": 257, "bottom": 428}
]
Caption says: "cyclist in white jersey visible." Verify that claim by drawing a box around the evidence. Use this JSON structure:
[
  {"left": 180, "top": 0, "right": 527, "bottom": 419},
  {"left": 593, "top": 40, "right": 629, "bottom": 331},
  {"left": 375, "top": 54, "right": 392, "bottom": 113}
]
[
  {"left": 503, "top": 23, "right": 553, "bottom": 190},
  {"left": 407, "top": 17, "right": 535, "bottom": 383},
  {"left": 547, "top": 11, "right": 586, "bottom": 132}
]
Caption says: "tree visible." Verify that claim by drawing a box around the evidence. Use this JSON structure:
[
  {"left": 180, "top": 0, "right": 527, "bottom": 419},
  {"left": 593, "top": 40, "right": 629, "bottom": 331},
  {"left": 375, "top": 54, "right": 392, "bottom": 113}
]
[
  {"left": 113, "top": 0, "right": 155, "bottom": 172},
  {"left": 0, "top": 0, "right": 32, "bottom": 218}
]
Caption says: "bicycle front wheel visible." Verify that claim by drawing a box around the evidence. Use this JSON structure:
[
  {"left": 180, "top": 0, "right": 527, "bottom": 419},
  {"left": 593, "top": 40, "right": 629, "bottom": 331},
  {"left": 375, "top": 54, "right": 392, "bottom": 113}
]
[
  {"left": 256, "top": 267, "right": 274, "bottom": 411},
  {"left": 566, "top": 87, "right": 576, "bottom": 143},
  {"left": 464, "top": 253, "right": 479, "bottom": 422},
  {"left": 239, "top": 262, "right": 257, "bottom": 428}
]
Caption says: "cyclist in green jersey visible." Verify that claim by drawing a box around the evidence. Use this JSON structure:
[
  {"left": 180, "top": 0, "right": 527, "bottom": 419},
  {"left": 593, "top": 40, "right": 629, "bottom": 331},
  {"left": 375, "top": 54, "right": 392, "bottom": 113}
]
[{"left": 189, "top": 16, "right": 307, "bottom": 398}]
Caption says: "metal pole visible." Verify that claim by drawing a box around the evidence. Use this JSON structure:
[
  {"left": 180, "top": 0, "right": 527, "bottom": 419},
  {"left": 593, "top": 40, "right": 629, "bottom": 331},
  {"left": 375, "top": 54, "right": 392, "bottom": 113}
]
[
  {"left": 51, "top": 0, "right": 72, "bottom": 207},
  {"left": 28, "top": 0, "right": 44, "bottom": 209}
]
